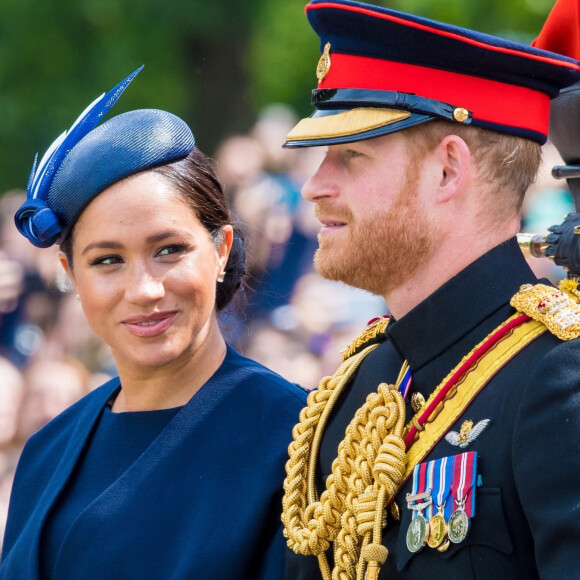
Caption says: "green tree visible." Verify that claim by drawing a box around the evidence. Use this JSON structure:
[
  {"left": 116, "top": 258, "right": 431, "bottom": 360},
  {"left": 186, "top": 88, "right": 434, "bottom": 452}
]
[{"left": 0, "top": 0, "right": 560, "bottom": 194}]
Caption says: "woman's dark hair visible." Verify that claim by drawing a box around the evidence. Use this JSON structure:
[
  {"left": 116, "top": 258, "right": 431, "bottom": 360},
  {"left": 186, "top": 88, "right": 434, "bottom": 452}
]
[
  {"left": 153, "top": 148, "right": 247, "bottom": 311},
  {"left": 60, "top": 148, "right": 247, "bottom": 311}
]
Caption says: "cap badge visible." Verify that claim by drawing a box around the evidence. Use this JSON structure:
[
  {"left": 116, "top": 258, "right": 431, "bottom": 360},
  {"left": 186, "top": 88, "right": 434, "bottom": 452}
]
[
  {"left": 316, "top": 42, "right": 332, "bottom": 82},
  {"left": 445, "top": 419, "right": 490, "bottom": 448}
]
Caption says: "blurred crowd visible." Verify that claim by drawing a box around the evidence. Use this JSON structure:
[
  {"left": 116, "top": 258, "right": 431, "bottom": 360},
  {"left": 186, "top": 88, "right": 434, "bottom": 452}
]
[{"left": 0, "top": 102, "right": 573, "bottom": 546}]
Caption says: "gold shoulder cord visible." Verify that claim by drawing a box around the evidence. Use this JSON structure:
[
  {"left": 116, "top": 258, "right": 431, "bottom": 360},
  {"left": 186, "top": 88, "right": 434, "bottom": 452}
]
[
  {"left": 511, "top": 281, "right": 580, "bottom": 340},
  {"left": 282, "top": 317, "right": 409, "bottom": 580}
]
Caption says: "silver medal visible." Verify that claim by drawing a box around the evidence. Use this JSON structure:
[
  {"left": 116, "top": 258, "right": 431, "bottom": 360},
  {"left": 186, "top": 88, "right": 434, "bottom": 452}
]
[
  {"left": 447, "top": 508, "right": 470, "bottom": 543},
  {"left": 406, "top": 512, "right": 429, "bottom": 553}
]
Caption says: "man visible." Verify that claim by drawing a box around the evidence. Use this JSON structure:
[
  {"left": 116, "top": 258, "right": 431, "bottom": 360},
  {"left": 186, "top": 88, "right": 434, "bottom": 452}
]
[{"left": 280, "top": 0, "right": 580, "bottom": 578}]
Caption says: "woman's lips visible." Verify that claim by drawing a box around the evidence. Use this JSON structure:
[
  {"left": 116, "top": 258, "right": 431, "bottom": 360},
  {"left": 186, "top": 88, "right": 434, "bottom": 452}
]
[{"left": 122, "top": 311, "right": 178, "bottom": 338}]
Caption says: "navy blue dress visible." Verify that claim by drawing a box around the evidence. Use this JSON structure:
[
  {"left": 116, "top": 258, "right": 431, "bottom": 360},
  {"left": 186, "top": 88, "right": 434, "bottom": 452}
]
[{"left": 0, "top": 346, "right": 307, "bottom": 580}]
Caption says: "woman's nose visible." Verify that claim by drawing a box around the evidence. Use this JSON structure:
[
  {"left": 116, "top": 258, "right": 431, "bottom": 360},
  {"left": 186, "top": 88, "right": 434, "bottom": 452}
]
[{"left": 124, "top": 265, "right": 165, "bottom": 305}]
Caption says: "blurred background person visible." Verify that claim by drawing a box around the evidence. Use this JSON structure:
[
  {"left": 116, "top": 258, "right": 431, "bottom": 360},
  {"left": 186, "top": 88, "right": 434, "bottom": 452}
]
[
  {"left": 0, "top": 357, "right": 24, "bottom": 549},
  {"left": 0, "top": 254, "right": 23, "bottom": 321},
  {"left": 0, "top": 192, "right": 62, "bottom": 367},
  {"left": 17, "top": 358, "right": 90, "bottom": 443}
]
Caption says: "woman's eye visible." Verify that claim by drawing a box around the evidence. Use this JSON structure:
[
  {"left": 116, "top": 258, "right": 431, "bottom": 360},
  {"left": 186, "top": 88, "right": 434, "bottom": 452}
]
[
  {"left": 90, "top": 255, "right": 122, "bottom": 266},
  {"left": 157, "top": 244, "right": 188, "bottom": 257}
]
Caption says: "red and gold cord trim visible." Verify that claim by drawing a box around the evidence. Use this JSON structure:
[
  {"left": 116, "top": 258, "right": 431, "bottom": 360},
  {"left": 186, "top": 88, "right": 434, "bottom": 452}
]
[{"left": 402, "top": 314, "right": 546, "bottom": 478}]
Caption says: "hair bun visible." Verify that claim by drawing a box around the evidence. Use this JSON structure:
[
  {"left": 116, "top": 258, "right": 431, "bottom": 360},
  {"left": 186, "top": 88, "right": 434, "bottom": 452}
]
[{"left": 216, "top": 227, "right": 247, "bottom": 311}]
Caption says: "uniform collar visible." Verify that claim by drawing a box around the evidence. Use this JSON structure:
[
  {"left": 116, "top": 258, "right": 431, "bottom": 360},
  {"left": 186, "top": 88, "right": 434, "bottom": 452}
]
[{"left": 386, "top": 237, "right": 539, "bottom": 371}]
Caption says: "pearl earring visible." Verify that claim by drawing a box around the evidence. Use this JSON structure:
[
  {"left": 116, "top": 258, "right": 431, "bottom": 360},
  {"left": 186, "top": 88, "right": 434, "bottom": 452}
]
[
  {"left": 217, "top": 271, "right": 226, "bottom": 283},
  {"left": 76, "top": 293, "right": 81, "bottom": 303}
]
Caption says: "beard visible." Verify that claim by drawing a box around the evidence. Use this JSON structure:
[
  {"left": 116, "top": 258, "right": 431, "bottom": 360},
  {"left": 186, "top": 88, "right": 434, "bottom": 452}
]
[{"left": 313, "top": 167, "right": 438, "bottom": 296}]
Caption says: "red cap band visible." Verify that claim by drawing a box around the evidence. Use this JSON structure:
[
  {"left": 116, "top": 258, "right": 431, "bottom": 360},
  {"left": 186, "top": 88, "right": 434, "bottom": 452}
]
[{"left": 319, "top": 53, "right": 551, "bottom": 137}]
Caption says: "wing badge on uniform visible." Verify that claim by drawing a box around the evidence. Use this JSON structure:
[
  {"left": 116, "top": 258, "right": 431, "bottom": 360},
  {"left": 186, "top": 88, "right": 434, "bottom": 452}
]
[{"left": 445, "top": 419, "right": 490, "bottom": 448}]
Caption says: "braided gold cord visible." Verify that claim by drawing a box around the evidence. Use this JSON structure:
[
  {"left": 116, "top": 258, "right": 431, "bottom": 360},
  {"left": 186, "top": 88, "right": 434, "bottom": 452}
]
[
  {"left": 282, "top": 347, "right": 377, "bottom": 564},
  {"left": 341, "top": 317, "right": 390, "bottom": 361},
  {"left": 332, "top": 384, "right": 406, "bottom": 580},
  {"left": 282, "top": 342, "right": 407, "bottom": 580}
]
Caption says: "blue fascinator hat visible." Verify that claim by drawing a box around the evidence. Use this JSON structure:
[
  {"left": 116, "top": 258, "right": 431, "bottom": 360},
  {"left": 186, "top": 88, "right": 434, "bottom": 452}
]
[{"left": 15, "top": 66, "right": 196, "bottom": 248}]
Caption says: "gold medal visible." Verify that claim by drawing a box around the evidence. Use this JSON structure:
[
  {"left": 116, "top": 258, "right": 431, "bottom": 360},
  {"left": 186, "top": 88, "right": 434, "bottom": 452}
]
[
  {"left": 437, "top": 538, "right": 451, "bottom": 552},
  {"left": 427, "top": 511, "right": 447, "bottom": 549}
]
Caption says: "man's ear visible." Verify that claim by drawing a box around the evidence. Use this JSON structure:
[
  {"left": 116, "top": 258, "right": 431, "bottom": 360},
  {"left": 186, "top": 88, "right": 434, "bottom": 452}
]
[{"left": 434, "top": 134, "right": 471, "bottom": 204}]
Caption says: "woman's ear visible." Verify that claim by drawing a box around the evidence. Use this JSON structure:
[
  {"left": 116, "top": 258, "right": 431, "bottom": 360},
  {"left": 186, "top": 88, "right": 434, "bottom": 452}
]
[
  {"left": 434, "top": 134, "right": 471, "bottom": 203},
  {"left": 58, "top": 251, "right": 75, "bottom": 288},
  {"left": 217, "top": 225, "right": 234, "bottom": 272}
]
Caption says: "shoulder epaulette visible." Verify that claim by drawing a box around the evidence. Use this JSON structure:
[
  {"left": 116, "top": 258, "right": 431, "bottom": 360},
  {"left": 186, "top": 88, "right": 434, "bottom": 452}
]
[
  {"left": 510, "top": 281, "right": 580, "bottom": 341},
  {"left": 341, "top": 316, "right": 390, "bottom": 361}
]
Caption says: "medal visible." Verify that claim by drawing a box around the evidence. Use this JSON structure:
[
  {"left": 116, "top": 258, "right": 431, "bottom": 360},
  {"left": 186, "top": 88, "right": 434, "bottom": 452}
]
[
  {"left": 406, "top": 510, "right": 429, "bottom": 553},
  {"left": 406, "top": 452, "right": 478, "bottom": 553},
  {"left": 427, "top": 509, "right": 447, "bottom": 548},
  {"left": 406, "top": 462, "right": 432, "bottom": 553},
  {"left": 448, "top": 451, "right": 478, "bottom": 544},
  {"left": 426, "top": 456, "right": 451, "bottom": 549},
  {"left": 447, "top": 504, "right": 470, "bottom": 543}
]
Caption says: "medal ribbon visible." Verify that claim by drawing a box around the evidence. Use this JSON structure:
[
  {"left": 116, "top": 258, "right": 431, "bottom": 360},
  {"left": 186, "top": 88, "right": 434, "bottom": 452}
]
[
  {"left": 426, "top": 459, "right": 435, "bottom": 519},
  {"left": 410, "top": 462, "right": 420, "bottom": 500},
  {"left": 450, "top": 451, "right": 477, "bottom": 517},
  {"left": 409, "top": 460, "right": 430, "bottom": 519},
  {"left": 412, "top": 456, "right": 453, "bottom": 520},
  {"left": 398, "top": 363, "right": 413, "bottom": 399},
  {"left": 433, "top": 456, "right": 453, "bottom": 520}
]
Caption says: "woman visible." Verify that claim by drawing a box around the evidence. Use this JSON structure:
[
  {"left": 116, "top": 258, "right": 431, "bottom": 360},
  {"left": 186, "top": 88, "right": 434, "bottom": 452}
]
[{"left": 0, "top": 68, "right": 307, "bottom": 579}]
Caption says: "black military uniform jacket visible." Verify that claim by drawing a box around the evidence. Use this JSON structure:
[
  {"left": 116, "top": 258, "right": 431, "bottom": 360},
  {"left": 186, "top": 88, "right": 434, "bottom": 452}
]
[{"left": 286, "top": 238, "right": 580, "bottom": 580}]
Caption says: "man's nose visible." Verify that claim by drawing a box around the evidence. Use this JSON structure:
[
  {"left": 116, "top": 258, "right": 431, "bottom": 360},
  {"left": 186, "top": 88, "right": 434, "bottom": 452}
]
[{"left": 301, "top": 159, "right": 339, "bottom": 203}]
